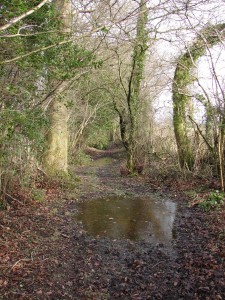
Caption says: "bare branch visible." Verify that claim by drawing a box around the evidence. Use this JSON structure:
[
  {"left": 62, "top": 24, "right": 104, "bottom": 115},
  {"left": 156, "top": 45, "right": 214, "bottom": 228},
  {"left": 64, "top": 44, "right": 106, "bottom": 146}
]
[
  {"left": 0, "top": 0, "right": 50, "bottom": 32},
  {"left": 0, "top": 38, "right": 73, "bottom": 65},
  {"left": 0, "top": 25, "right": 105, "bottom": 65},
  {"left": 0, "top": 30, "right": 60, "bottom": 38},
  {"left": 188, "top": 115, "right": 213, "bottom": 151}
]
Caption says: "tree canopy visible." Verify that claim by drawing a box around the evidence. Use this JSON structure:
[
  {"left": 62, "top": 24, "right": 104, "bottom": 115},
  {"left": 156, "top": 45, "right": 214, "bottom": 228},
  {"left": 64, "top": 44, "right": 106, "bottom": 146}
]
[{"left": 1, "top": 0, "right": 225, "bottom": 195}]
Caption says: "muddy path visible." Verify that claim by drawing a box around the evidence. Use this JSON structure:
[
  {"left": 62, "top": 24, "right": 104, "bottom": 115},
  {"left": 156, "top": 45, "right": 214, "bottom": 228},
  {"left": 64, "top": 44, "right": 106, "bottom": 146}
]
[{"left": 1, "top": 149, "right": 225, "bottom": 299}]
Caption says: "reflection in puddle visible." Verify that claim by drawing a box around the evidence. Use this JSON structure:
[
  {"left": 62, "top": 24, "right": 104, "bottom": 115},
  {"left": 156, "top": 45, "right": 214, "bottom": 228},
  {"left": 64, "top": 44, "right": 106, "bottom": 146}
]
[{"left": 77, "top": 196, "right": 176, "bottom": 245}]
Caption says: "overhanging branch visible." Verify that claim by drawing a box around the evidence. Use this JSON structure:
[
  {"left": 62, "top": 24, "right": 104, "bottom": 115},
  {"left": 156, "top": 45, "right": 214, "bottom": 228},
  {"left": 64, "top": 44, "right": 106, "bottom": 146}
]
[{"left": 0, "top": 0, "right": 49, "bottom": 32}]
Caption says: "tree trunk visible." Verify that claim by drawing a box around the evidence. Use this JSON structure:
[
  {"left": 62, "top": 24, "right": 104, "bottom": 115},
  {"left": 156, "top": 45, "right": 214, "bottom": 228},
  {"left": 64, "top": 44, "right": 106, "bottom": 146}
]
[
  {"left": 121, "top": 0, "right": 148, "bottom": 173},
  {"left": 173, "top": 24, "right": 225, "bottom": 170},
  {"left": 43, "top": 100, "right": 68, "bottom": 174},
  {"left": 43, "top": 0, "right": 72, "bottom": 175}
]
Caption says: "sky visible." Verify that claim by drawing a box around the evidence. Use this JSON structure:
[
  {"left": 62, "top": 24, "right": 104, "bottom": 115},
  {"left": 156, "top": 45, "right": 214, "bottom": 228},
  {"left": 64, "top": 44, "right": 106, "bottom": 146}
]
[{"left": 149, "top": 0, "right": 225, "bottom": 123}]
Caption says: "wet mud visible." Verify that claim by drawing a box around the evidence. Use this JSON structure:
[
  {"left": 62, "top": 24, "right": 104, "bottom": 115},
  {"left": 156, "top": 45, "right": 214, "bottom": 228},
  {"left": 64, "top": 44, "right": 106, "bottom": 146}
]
[{"left": 1, "top": 149, "right": 224, "bottom": 299}]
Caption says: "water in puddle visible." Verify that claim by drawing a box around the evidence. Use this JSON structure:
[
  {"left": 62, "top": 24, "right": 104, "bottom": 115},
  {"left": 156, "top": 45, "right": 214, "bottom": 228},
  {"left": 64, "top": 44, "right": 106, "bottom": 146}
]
[{"left": 77, "top": 196, "right": 176, "bottom": 245}]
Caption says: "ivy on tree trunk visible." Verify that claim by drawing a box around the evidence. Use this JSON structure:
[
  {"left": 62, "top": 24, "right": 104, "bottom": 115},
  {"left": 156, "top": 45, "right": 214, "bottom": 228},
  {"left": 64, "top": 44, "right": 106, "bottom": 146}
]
[
  {"left": 172, "top": 23, "right": 225, "bottom": 171},
  {"left": 118, "top": 0, "right": 148, "bottom": 174},
  {"left": 43, "top": 0, "right": 72, "bottom": 176}
]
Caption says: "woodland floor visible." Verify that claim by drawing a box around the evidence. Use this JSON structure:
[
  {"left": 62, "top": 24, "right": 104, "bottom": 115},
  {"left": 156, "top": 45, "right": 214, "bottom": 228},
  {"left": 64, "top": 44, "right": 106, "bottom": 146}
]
[{"left": 0, "top": 148, "right": 225, "bottom": 300}]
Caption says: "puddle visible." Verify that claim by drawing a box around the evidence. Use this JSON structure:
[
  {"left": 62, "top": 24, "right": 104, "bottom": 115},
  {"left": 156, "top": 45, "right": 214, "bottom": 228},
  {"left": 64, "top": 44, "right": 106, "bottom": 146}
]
[{"left": 77, "top": 196, "right": 176, "bottom": 245}]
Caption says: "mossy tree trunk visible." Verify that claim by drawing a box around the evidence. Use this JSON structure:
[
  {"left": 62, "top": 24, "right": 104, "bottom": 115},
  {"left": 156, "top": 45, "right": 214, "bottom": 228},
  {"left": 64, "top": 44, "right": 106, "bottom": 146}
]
[
  {"left": 117, "top": 0, "right": 148, "bottom": 174},
  {"left": 44, "top": 97, "right": 69, "bottom": 175},
  {"left": 173, "top": 24, "right": 225, "bottom": 170},
  {"left": 43, "top": 0, "right": 72, "bottom": 175}
]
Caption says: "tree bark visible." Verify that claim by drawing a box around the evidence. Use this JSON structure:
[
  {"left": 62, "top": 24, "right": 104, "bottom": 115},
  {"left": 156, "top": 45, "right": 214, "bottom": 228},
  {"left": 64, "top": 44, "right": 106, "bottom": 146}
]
[
  {"left": 173, "top": 24, "right": 225, "bottom": 170},
  {"left": 43, "top": 0, "right": 72, "bottom": 175},
  {"left": 120, "top": 0, "right": 148, "bottom": 173}
]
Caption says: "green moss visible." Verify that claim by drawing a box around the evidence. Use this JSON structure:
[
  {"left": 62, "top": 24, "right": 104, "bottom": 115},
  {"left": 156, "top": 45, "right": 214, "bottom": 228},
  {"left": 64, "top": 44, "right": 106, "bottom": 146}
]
[
  {"left": 32, "top": 188, "right": 46, "bottom": 202},
  {"left": 121, "top": 0, "right": 148, "bottom": 174},
  {"left": 173, "top": 23, "right": 225, "bottom": 170}
]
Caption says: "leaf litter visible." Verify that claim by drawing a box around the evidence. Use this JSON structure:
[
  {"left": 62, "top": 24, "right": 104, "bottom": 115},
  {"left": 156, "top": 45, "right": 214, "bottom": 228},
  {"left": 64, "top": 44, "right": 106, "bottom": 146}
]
[{"left": 0, "top": 149, "right": 225, "bottom": 299}]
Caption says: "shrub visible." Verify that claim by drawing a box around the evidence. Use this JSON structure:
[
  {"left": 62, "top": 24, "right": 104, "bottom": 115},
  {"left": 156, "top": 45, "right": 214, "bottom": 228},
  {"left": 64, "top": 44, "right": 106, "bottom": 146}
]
[{"left": 199, "top": 190, "right": 224, "bottom": 211}]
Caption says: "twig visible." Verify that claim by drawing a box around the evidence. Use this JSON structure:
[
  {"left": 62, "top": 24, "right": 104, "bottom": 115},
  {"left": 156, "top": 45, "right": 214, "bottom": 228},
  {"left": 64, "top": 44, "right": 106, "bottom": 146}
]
[
  {"left": 152, "top": 260, "right": 165, "bottom": 269},
  {"left": 10, "top": 259, "right": 31, "bottom": 271},
  {"left": 10, "top": 257, "right": 49, "bottom": 271},
  {"left": 4, "top": 193, "right": 25, "bottom": 206},
  {"left": 37, "top": 167, "right": 49, "bottom": 177},
  {"left": 61, "top": 233, "right": 70, "bottom": 238},
  {"left": 188, "top": 115, "right": 213, "bottom": 151}
]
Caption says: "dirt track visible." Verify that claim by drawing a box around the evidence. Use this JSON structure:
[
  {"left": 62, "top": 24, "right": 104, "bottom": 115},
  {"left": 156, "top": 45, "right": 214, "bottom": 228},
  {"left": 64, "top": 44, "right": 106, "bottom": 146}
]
[{"left": 1, "top": 149, "right": 225, "bottom": 299}]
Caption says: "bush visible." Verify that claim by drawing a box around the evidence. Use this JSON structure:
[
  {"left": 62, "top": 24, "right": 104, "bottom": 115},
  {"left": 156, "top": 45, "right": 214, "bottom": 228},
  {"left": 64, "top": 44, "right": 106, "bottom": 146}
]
[{"left": 199, "top": 190, "right": 224, "bottom": 211}]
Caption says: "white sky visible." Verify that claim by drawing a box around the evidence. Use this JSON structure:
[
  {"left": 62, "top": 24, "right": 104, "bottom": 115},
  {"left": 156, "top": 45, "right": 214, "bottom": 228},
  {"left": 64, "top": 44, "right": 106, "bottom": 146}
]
[{"left": 150, "top": 0, "right": 225, "bottom": 123}]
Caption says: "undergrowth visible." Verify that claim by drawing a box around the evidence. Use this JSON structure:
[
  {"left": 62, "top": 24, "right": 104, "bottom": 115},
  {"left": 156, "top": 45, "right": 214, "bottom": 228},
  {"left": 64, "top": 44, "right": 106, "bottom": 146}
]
[{"left": 199, "top": 190, "right": 224, "bottom": 211}]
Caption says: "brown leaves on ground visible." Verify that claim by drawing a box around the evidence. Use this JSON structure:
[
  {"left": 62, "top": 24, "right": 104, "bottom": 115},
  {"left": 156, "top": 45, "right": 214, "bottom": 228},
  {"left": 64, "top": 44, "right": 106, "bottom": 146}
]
[{"left": 0, "top": 150, "right": 225, "bottom": 299}]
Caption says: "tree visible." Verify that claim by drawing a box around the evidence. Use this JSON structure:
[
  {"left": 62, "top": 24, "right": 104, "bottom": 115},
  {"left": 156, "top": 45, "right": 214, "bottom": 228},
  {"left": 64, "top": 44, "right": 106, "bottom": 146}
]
[
  {"left": 114, "top": 0, "right": 149, "bottom": 173},
  {"left": 172, "top": 23, "right": 225, "bottom": 171},
  {"left": 0, "top": 0, "right": 58, "bottom": 200},
  {"left": 42, "top": 0, "right": 72, "bottom": 175}
]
